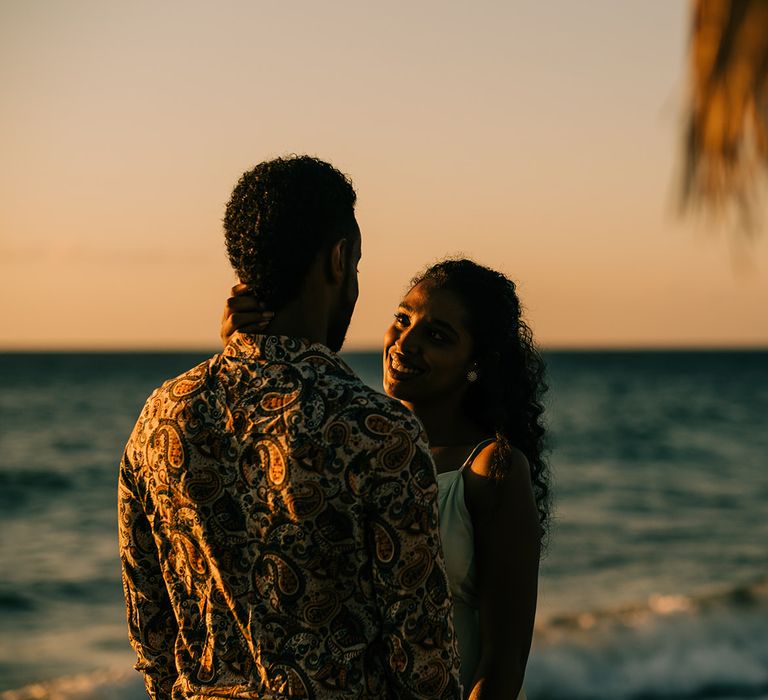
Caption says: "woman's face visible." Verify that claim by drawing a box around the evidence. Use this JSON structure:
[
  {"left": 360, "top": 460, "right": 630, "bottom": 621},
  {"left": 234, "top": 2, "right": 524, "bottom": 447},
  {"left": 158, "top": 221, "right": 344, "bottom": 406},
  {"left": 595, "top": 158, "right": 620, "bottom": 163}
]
[{"left": 382, "top": 282, "right": 475, "bottom": 406}]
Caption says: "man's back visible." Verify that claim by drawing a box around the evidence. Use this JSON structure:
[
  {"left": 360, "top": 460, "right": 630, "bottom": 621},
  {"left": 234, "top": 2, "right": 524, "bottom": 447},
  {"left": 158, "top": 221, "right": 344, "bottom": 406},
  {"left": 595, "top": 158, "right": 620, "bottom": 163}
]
[{"left": 119, "top": 332, "right": 461, "bottom": 699}]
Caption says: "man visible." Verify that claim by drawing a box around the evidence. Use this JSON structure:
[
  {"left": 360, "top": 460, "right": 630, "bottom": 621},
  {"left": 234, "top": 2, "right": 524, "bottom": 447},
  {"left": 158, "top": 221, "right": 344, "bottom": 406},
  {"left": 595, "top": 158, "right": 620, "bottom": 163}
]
[{"left": 118, "top": 156, "right": 462, "bottom": 699}]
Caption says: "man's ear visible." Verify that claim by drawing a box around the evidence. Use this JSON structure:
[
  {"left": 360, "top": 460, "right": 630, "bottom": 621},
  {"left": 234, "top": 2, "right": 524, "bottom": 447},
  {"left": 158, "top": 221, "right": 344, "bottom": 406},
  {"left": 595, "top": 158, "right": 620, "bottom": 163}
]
[{"left": 327, "top": 237, "right": 348, "bottom": 284}]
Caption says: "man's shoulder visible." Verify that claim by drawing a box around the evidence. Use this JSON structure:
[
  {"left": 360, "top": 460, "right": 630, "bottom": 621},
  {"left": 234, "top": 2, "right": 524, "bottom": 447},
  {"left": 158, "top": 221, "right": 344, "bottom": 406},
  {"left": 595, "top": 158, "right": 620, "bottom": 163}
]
[
  {"left": 123, "top": 354, "right": 224, "bottom": 460},
  {"left": 322, "top": 377, "right": 431, "bottom": 477},
  {"left": 327, "top": 360, "right": 421, "bottom": 430},
  {"left": 133, "top": 354, "right": 223, "bottom": 426},
  {"left": 354, "top": 384, "right": 418, "bottom": 427}
]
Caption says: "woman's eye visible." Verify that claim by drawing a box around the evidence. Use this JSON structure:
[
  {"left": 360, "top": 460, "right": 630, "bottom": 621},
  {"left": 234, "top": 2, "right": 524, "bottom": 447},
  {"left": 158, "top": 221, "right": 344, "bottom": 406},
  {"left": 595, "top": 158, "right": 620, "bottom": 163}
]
[
  {"left": 393, "top": 313, "right": 408, "bottom": 326},
  {"left": 429, "top": 330, "right": 447, "bottom": 343}
]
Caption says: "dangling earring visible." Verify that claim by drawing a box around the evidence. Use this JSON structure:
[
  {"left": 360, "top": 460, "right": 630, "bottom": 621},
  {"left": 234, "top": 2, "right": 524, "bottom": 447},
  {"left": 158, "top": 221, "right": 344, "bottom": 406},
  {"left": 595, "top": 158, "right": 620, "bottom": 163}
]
[{"left": 466, "top": 365, "right": 478, "bottom": 383}]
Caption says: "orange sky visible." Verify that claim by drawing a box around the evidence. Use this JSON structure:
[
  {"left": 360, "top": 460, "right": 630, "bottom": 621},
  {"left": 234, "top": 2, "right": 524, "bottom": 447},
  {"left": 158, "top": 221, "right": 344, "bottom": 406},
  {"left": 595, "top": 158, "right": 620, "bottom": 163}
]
[{"left": 1, "top": 1, "right": 766, "bottom": 350}]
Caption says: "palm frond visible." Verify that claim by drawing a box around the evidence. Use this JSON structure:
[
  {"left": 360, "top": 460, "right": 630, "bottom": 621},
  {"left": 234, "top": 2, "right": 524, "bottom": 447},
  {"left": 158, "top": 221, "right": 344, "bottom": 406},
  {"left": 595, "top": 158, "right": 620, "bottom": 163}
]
[{"left": 682, "top": 0, "right": 768, "bottom": 232}]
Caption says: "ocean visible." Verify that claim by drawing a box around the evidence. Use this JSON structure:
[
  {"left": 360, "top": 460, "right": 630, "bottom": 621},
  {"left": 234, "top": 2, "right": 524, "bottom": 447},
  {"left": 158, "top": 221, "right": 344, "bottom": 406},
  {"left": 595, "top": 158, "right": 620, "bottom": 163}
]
[{"left": 1, "top": 349, "right": 766, "bottom": 700}]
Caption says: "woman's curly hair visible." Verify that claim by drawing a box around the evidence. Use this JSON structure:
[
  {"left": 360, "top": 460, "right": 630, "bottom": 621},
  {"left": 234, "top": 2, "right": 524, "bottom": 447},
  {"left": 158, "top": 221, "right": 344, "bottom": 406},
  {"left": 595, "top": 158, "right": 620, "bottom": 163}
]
[{"left": 411, "top": 258, "right": 552, "bottom": 544}]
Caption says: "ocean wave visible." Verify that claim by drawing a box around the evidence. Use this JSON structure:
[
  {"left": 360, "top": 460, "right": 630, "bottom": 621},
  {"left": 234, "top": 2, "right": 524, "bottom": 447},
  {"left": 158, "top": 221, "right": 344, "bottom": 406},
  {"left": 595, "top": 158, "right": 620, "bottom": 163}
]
[
  {"left": 0, "top": 469, "right": 74, "bottom": 501},
  {"left": 0, "top": 669, "right": 144, "bottom": 700},
  {"left": 539, "top": 577, "right": 768, "bottom": 632},
  {"left": 0, "top": 577, "right": 122, "bottom": 613},
  {"left": 0, "top": 590, "right": 35, "bottom": 613},
  {"left": 527, "top": 578, "right": 768, "bottom": 699}
]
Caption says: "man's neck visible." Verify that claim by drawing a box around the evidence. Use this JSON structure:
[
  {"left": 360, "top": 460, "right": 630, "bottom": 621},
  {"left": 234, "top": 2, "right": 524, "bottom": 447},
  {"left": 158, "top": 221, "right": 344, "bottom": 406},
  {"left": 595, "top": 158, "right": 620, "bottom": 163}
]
[{"left": 266, "top": 290, "right": 330, "bottom": 347}]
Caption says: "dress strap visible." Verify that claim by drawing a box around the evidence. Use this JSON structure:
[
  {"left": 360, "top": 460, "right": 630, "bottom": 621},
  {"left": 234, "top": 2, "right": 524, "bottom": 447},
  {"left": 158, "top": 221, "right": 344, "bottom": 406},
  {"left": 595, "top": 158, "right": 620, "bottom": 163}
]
[{"left": 459, "top": 438, "right": 496, "bottom": 472}]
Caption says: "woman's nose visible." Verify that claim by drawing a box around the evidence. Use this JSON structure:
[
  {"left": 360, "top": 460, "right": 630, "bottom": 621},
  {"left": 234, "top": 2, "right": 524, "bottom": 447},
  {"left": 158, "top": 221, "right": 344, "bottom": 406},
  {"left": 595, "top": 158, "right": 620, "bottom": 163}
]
[{"left": 396, "top": 326, "right": 419, "bottom": 353}]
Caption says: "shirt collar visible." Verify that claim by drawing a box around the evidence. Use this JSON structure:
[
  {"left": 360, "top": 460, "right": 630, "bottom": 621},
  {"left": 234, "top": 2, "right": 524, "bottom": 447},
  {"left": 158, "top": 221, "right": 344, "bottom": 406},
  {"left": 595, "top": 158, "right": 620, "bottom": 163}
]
[{"left": 223, "top": 331, "right": 336, "bottom": 364}]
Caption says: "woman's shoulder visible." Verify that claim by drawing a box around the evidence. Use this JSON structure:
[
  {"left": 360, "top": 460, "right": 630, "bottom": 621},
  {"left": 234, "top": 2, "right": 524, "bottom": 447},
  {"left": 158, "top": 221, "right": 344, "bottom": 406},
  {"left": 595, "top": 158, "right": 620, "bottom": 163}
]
[
  {"left": 463, "top": 441, "right": 534, "bottom": 521},
  {"left": 465, "top": 440, "right": 530, "bottom": 479}
]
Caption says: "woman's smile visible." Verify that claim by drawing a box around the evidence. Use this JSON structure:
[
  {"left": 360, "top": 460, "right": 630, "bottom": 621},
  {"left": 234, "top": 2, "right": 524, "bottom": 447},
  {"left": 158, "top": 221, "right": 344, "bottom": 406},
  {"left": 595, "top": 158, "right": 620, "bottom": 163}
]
[{"left": 386, "top": 349, "right": 426, "bottom": 380}]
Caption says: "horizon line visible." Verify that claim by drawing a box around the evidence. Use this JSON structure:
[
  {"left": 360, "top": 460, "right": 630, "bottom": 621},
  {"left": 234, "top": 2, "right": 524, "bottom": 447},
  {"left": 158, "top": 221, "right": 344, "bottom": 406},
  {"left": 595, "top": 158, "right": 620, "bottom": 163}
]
[{"left": 1, "top": 342, "right": 767, "bottom": 353}]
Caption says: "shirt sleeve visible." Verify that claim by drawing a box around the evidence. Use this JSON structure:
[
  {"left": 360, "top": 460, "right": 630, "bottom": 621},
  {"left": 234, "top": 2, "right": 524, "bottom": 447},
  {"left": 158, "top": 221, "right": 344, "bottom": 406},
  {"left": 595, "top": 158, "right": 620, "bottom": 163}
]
[
  {"left": 365, "top": 410, "right": 463, "bottom": 700},
  {"left": 118, "top": 447, "right": 179, "bottom": 699}
]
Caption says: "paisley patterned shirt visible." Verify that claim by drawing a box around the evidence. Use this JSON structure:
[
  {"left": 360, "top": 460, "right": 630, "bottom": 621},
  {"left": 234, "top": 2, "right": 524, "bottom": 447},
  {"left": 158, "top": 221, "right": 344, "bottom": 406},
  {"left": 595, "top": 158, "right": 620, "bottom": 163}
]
[{"left": 119, "top": 333, "right": 462, "bottom": 699}]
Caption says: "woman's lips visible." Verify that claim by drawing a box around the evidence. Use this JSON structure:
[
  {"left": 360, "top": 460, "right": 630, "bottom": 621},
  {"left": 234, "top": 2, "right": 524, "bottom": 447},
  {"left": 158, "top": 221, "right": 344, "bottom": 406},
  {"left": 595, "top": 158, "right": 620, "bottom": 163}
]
[{"left": 386, "top": 351, "right": 425, "bottom": 380}]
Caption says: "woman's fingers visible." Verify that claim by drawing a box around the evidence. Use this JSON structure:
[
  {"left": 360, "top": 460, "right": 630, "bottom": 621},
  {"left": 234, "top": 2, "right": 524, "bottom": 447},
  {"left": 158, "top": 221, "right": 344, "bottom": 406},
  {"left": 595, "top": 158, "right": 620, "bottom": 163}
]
[
  {"left": 222, "top": 293, "right": 270, "bottom": 325},
  {"left": 230, "top": 282, "right": 251, "bottom": 296},
  {"left": 224, "top": 310, "right": 274, "bottom": 332},
  {"left": 238, "top": 322, "right": 271, "bottom": 333},
  {"left": 221, "top": 285, "right": 274, "bottom": 346},
  {"left": 220, "top": 310, "right": 274, "bottom": 346},
  {"left": 232, "top": 311, "right": 274, "bottom": 327},
  {"left": 226, "top": 295, "right": 264, "bottom": 312}
]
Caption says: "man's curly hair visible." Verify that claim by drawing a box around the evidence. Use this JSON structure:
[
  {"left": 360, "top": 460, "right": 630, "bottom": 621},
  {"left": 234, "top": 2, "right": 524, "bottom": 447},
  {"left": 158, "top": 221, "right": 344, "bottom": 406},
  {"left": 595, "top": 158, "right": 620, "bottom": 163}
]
[{"left": 224, "top": 156, "right": 357, "bottom": 309}]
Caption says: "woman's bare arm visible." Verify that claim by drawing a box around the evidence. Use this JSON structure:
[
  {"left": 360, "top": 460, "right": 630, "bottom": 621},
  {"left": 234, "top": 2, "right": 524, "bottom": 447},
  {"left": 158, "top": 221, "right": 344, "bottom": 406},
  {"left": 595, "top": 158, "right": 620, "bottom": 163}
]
[{"left": 463, "top": 442, "right": 541, "bottom": 700}]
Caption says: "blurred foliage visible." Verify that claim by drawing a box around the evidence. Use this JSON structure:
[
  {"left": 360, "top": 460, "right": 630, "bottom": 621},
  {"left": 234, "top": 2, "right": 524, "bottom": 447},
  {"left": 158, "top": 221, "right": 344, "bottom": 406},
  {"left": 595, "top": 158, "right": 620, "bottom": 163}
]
[{"left": 683, "top": 0, "right": 768, "bottom": 233}]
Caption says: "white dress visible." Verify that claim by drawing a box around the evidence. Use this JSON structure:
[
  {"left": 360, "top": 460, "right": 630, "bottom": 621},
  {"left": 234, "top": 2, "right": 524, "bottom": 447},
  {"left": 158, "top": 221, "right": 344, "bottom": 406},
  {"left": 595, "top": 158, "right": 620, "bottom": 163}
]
[{"left": 437, "top": 439, "right": 527, "bottom": 699}]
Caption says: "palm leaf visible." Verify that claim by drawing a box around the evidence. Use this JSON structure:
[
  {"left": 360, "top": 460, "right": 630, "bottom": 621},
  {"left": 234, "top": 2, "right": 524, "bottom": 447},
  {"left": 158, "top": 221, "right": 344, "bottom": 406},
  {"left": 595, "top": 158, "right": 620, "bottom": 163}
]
[{"left": 682, "top": 0, "right": 768, "bottom": 231}]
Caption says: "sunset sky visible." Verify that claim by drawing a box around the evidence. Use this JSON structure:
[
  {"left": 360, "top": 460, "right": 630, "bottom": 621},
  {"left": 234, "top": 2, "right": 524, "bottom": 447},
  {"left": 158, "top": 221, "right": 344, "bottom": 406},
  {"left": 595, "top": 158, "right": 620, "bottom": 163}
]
[{"left": 2, "top": 1, "right": 766, "bottom": 350}]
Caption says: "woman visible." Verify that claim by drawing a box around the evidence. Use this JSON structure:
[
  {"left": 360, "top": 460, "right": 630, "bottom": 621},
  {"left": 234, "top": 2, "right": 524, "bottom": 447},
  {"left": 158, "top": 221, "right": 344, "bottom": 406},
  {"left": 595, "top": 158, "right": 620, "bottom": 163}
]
[{"left": 223, "top": 259, "right": 550, "bottom": 699}]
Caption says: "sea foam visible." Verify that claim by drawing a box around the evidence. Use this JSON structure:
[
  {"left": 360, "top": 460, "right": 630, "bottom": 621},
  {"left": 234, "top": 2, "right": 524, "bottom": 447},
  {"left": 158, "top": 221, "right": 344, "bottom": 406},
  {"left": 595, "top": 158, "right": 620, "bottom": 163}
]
[{"left": 526, "top": 578, "right": 768, "bottom": 699}]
